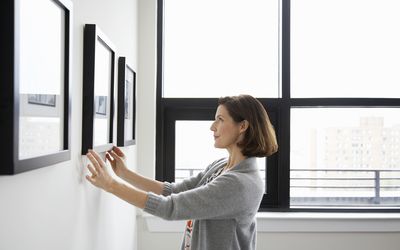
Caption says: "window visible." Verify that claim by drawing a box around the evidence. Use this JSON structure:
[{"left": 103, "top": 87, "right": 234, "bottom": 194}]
[
  {"left": 175, "top": 121, "right": 266, "bottom": 185},
  {"left": 162, "top": 0, "right": 280, "bottom": 98},
  {"left": 291, "top": 0, "right": 400, "bottom": 98},
  {"left": 175, "top": 121, "right": 227, "bottom": 182},
  {"left": 291, "top": 108, "right": 400, "bottom": 208},
  {"left": 156, "top": 0, "right": 400, "bottom": 212}
]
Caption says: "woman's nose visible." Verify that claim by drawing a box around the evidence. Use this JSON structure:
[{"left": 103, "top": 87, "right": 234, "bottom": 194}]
[{"left": 210, "top": 121, "right": 216, "bottom": 131}]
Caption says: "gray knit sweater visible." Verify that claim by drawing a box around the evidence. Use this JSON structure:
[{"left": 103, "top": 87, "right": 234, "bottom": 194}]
[{"left": 144, "top": 157, "right": 264, "bottom": 250}]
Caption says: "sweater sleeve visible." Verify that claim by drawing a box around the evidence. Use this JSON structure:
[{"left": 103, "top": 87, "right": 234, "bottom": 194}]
[
  {"left": 163, "top": 159, "right": 224, "bottom": 195},
  {"left": 144, "top": 171, "right": 262, "bottom": 221},
  {"left": 170, "top": 170, "right": 206, "bottom": 194},
  {"left": 160, "top": 169, "right": 206, "bottom": 197}
]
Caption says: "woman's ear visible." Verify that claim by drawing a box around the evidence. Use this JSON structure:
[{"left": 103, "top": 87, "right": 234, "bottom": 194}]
[{"left": 239, "top": 120, "right": 249, "bottom": 133}]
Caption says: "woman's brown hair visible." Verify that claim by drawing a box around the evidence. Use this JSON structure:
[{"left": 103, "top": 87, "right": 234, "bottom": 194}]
[{"left": 218, "top": 95, "right": 278, "bottom": 157}]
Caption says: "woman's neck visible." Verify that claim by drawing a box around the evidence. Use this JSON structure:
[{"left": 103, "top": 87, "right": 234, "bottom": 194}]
[{"left": 226, "top": 146, "right": 247, "bottom": 169}]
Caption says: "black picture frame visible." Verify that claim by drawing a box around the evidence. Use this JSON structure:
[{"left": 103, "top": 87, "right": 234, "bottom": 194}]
[
  {"left": 82, "top": 24, "right": 116, "bottom": 155},
  {"left": 0, "top": 0, "right": 72, "bottom": 175},
  {"left": 117, "top": 57, "right": 136, "bottom": 146}
]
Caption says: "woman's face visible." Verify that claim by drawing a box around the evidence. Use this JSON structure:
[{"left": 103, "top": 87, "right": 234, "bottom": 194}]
[{"left": 210, "top": 105, "right": 243, "bottom": 149}]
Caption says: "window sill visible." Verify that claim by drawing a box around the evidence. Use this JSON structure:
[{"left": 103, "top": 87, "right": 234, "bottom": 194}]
[{"left": 142, "top": 212, "right": 400, "bottom": 233}]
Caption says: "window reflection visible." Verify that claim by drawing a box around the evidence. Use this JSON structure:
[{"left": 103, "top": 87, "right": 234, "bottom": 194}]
[
  {"left": 18, "top": 0, "right": 65, "bottom": 159},
  {"left": 124, "top": 67, "right": 135, "bottom": 141},
  {"left": 93, "top": 39, "right": 112, "bottom": 146}
]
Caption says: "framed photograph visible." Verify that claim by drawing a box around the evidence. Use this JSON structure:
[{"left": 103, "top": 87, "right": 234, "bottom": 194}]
[
  {"left": 117, "top": 57, "right": 136, "bottom": 146},
  {"left": 0, "top": 0, "right": 72, "bottom": 175},
  {"left": 82, "top": 24, "right": 116, "bottom": 155},
  {"left": 28, "top": 94, "right": 56, "bottom": 107},
  {"left": 94, "top": 96, "right": 107, "bottom": 115}
]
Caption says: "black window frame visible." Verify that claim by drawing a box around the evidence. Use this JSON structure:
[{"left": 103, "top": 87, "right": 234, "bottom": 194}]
[{"left": 155, "top": 0, "right": 400, "bottom": 212}]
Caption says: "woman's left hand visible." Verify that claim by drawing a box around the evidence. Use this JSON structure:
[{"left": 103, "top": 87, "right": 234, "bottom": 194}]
[{"left": 86, "top": 149, "right": 116, "bottom": 192}]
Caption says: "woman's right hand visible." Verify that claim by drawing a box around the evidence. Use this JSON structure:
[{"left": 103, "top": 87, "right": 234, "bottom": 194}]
[{"left": 106, "top": 146, "right": 128, "bottom": 178}]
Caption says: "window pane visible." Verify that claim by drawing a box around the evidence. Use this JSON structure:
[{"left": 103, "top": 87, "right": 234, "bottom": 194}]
[
  {"left": 163, "top": 0, "right": 280, "bottom": 98},
  {"left": 291, "top": 0, "right": 400, "bottom": 98},
  {"left": 175, "top": 121, "right": 266, "bottom": 186},
  {"left": 291, "top": 108, "right": 400, "bottom": 208}
]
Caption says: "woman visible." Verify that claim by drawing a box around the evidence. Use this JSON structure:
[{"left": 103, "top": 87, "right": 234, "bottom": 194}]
[{"left": 85, "top": 95, "right": 278, "bottom": 250}]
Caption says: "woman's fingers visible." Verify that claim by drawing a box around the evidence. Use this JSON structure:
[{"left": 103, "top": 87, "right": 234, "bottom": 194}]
[
  {"left": 105, "top": 152, "right": 115, "bottom": 165},
  {"left": 112, "top": 146, "right": 125, "bottom": 158},
  {"left": 86, "top": 153, "right": 99, "bottom": 169},
  {"left": 86, "top": 175, "right": 95, "bottom": 184},
  {"left": 89, "top": 149, "right": 105, "bottom": 166},
  {"left": 108, "top": 150, "right": 121, "bottom": 162},
  {"left": 87, "top": 164, "right": 97, "bottom": 176},
  {"left": 86, "top": 152, "right": 101, "bottom": 171}
]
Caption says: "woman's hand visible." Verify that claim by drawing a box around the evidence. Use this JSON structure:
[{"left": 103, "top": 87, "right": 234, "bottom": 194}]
[
  {"left": 105, "top": 146, "right": 128, "bottom": 178},
  {"left": 86, "top": 149, "right": 116, "bottom": 192}
]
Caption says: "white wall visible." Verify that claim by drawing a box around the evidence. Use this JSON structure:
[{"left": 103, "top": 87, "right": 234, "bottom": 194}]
[
  {"left": 0, "top": 0, "right": 138, "bottom": 250},
  {"left": 137, "top": 0, "right": 157, "bottom": 181},
  {"left": 136, "top": 1, "right": 400, "bottom": 250}
]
